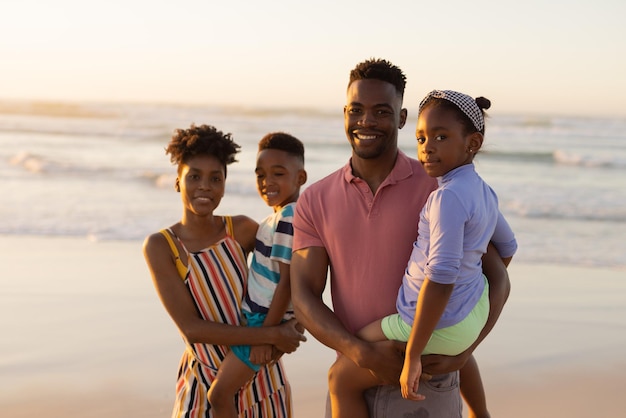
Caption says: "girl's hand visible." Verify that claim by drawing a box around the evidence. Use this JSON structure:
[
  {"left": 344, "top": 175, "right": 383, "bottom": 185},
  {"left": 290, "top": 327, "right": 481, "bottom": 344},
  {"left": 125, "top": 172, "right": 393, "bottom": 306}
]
[{"left": 400, "top": 357, "right": 426, "bottom": 401}]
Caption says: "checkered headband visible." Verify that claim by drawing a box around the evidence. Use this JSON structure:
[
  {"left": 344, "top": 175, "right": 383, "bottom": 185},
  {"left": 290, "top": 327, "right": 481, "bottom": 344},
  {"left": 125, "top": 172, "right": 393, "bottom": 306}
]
[{"left": 418, "top": 90, "right": 484, "bottom": 132}]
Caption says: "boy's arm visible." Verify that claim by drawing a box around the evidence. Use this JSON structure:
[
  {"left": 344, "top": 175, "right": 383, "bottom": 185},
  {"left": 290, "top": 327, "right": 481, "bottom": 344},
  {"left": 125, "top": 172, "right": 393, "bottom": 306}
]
[
  {"left": 421, "top": 243, "right": 511, "bottom": 375},
  {"left": 262, "top": 261, "right": 292, "bottom": 327},
  {"left": 249, "top": 261, "right": 300, "bottom": 364}
]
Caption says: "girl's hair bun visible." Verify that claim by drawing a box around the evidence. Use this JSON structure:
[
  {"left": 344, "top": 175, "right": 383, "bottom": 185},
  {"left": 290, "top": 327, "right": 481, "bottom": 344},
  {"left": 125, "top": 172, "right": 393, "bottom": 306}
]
[{"left": 475, "top": 97, "right": 491, "bottom": 110}]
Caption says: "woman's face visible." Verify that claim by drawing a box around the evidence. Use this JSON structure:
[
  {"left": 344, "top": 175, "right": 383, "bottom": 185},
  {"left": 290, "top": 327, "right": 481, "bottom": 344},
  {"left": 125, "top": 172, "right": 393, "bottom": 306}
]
[{"left": 177, "top": 154, "right": 226, "bottom": 216}]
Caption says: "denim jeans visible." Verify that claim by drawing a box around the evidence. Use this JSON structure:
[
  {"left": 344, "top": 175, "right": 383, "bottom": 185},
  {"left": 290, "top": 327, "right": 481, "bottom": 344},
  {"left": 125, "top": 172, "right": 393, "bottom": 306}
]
[{"left": 325, "top": 371, "right": 461, "bottom": 418}]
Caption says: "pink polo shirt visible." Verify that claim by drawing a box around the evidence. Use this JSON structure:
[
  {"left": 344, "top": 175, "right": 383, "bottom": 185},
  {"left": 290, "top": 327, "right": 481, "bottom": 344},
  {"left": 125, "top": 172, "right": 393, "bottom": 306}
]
[{"left": 293, "top": 151, "right": 437, "bottom": 334}]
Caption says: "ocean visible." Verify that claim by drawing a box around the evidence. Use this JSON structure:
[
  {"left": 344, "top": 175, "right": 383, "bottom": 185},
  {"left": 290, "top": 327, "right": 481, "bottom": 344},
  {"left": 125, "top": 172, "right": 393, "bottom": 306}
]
[{"left": 2, "top": 100, "right": 625, "bottom": 269}]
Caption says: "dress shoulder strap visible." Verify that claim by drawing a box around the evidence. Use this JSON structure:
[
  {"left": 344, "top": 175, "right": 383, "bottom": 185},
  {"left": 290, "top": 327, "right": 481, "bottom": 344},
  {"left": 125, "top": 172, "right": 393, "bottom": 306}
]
[
  {"left": 159, "top": 229, "right": 188, "bottom": 280},
  {"left": 223, "top": 216, "right": 234, "bottom": 237}
]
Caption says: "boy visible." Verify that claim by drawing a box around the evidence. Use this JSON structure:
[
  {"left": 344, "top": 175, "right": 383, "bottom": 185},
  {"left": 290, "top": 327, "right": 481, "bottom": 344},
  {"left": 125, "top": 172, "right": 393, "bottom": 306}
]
[{"left": 207, "top": 132, "right": 307, "bottom": 418}]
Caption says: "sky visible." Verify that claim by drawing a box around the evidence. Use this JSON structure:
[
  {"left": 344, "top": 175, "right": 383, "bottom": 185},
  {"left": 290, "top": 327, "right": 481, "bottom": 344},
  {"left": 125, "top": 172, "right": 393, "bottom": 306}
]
[{"left": 1, "top": 0, "right": 625, "bottom": 117}]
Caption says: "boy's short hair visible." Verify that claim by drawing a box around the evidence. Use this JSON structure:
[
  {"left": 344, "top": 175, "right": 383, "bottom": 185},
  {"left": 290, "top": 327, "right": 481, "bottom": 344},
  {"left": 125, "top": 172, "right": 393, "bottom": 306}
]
[{"left": 258, "top": 132, "right": 305, "bottom": 164}]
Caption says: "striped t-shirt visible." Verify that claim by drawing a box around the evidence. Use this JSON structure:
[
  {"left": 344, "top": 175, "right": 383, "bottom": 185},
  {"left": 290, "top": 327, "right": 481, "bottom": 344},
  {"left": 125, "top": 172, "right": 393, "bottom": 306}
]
[{"left": 243, "top": 202, "right": 295, "bottom": 319}]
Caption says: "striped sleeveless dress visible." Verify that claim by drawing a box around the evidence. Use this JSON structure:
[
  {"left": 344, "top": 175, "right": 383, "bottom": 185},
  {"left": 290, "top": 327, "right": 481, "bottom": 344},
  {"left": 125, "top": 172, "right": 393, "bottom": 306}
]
[{"left": 160, "top": 216, "right": 292, "bottom": 418}]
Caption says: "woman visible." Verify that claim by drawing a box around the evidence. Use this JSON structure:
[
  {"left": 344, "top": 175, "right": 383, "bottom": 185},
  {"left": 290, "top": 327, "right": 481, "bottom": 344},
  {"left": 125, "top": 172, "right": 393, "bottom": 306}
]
[{"left": 143, "top": 124, "right": 305, "bottom": 417}]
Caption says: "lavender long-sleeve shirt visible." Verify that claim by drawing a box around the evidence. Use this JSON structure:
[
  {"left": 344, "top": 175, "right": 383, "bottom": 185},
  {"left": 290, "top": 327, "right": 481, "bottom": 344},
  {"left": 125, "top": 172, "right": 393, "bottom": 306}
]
[{"left": 397, "top": 163, "right": 517, "bottom": 329}]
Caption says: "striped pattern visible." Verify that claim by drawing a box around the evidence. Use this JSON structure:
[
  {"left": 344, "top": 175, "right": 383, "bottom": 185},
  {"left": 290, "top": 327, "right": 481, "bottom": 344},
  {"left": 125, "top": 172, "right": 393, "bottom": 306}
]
[
  {"left": 161, "top": 218, "right": 292, "bottom": 418},
  {"left": 244, "top": 203, "right": 295, "bottom": 317}
]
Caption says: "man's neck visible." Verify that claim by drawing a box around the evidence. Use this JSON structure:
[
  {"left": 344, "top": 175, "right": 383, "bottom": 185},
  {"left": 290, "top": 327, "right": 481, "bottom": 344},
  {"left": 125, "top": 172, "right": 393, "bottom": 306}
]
[{"left": 350, "top": 150, "right": 398, "bottom": 194}]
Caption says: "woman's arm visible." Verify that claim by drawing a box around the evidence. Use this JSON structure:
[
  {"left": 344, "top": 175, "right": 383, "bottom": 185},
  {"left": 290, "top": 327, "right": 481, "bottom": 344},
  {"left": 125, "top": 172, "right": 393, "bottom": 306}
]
[{"left": 143, "top": 232, "right": 305, "bottom": 347}]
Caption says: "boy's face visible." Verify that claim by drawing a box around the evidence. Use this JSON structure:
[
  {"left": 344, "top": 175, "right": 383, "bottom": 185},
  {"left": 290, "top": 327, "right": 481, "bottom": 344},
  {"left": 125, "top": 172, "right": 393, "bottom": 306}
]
[{"left": 255, "top": 149, "right": 306, "bottom": 211}]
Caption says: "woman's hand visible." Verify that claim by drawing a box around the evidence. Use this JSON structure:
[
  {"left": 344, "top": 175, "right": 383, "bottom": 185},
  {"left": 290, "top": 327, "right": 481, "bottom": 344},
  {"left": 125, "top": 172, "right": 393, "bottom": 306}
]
[{"left": 272, "top": 318, "right": 307, "bottom": 354}]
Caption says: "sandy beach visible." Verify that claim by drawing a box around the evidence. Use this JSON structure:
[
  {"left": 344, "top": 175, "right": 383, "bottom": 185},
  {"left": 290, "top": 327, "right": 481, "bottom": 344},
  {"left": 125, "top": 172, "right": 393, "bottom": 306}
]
[{"left": 1, "top": 235, "right": 624, "bottom": 417}]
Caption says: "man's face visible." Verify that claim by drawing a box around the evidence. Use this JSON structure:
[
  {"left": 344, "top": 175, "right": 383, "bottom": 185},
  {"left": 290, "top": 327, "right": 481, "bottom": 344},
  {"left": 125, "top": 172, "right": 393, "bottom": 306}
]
[{"left": 344, "top": 79, "right": 407, "bottom": 160}]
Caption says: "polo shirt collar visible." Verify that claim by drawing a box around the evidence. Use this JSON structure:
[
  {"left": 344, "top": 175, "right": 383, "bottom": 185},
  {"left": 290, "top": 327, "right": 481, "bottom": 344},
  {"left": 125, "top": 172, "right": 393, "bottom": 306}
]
[{"left": 342, "top": 150, "right": 413, "bottom": 186}]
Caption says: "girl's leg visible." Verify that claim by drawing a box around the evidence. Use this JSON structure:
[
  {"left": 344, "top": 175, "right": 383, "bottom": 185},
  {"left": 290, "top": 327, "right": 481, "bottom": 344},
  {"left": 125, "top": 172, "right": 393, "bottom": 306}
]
[
  {"left": 207, "top": 352, "right": 256, "bottom": 418},
  {"left": 460, "top": 355, "right": 490, "bottom": 418}
]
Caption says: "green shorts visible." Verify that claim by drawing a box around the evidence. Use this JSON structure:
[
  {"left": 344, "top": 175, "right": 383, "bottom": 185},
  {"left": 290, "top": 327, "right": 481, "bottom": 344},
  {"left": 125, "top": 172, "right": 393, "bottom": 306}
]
[{"left": 381, "top": 276, "right": 489, "bottom": 356}]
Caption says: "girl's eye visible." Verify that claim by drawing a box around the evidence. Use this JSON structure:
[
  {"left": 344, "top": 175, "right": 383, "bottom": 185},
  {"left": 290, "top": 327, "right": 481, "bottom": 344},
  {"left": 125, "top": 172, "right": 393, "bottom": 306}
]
[
  {"left": 435, "top": 135, "right": 446, "bottom": 141},
  {"left": 416, "top": 137, "right": 425, "bottom": 144}
]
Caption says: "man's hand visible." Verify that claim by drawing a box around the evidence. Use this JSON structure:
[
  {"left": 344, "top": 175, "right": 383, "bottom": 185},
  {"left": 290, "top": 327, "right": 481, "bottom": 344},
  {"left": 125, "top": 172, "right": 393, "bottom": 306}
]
[
  {"left": 358, "top": 340, "right": 406, "bottom": 384},
  {"left": 421, "top": 350, "right": 471, "bottom": 376}
]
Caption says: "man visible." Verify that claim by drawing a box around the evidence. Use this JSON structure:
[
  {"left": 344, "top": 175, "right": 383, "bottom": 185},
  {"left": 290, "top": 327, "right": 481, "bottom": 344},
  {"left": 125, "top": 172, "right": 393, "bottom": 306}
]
[{"left": 291, "top": 58, "right": 510, "bottom": 417}]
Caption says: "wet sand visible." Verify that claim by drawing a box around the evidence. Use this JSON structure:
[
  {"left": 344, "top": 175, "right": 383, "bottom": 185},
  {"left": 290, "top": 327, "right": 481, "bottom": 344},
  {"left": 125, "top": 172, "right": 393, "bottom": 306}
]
[{"left": 1, "top": 236, "right": 624, "bottom": 417}]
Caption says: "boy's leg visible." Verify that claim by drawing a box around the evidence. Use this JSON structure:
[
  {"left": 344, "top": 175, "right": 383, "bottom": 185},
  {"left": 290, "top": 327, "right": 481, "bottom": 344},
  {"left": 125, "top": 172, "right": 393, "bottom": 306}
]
[
  {"left": 207, "top": 351, "right": 256, "bottom": 418},
  {"left": 328, "top": 353, "right": 381, "bottom": 418},
  {"left": 459, "top": 355, "right": 490, "bottom": 418}
]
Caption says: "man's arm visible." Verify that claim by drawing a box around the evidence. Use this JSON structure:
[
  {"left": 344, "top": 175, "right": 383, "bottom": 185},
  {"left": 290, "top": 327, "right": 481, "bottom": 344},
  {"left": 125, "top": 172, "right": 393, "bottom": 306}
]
[
  {"left": 421, "top": 243, "right": 511, "bottom": 375},
  {"left": 291, "top": 246, "right": 405, "bottom": 383}
]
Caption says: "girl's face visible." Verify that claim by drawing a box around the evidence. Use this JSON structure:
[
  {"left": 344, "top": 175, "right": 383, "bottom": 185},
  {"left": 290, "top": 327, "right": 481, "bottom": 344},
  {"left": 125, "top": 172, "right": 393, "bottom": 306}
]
[
  {"left": 176, "top": 154, "right": 226, "bottom": 217},
  {"left": 415, "top": 105, "right": 482, "bottom": 178}
]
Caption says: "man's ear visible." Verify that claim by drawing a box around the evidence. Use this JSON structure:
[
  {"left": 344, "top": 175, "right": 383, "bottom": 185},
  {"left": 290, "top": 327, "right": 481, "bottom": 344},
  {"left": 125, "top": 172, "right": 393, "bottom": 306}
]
[{"left": 399, "top": 108, "right": 408, "bottom": 129}]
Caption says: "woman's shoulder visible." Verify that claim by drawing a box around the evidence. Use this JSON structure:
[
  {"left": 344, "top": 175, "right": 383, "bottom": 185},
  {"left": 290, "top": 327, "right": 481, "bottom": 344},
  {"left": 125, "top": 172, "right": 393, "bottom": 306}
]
[
  {"left": 229, "top": 214, "right": 257, "bottom": 229},
  {"left": 143, "top": 225, "right": 179, "bottom": 254},
  {"left": 228, "top": 215, "right": 258, "bottom": 252}
]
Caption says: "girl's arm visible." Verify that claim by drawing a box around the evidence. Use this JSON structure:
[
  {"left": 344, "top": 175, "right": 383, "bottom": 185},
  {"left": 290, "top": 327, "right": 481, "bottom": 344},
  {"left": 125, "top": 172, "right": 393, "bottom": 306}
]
[
  {"left": 401, "top": 278, "right": 454, "bottom": 399},
  {"left": 142, "top": 232, "right": 305, "bottom": 347},
  {"left": 421, "top": 243, "right": 510, "bottom": 375}
]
